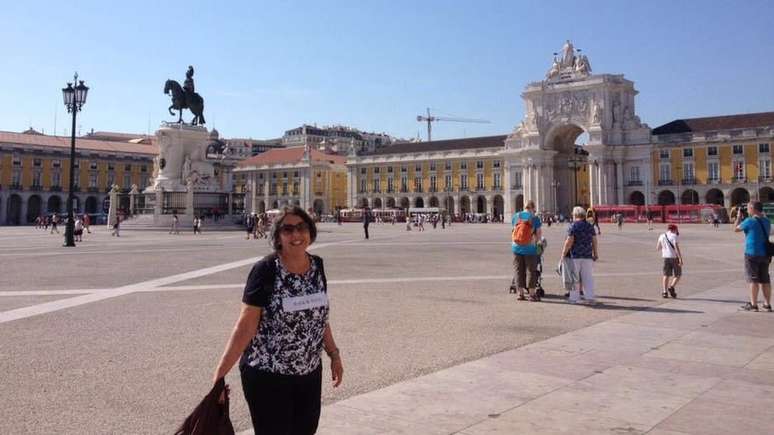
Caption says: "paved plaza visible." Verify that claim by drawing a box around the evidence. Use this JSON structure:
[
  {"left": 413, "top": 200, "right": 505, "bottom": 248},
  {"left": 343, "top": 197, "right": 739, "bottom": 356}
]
[{"left": 1, "top": 221, "right": 773, "bottom": 434}]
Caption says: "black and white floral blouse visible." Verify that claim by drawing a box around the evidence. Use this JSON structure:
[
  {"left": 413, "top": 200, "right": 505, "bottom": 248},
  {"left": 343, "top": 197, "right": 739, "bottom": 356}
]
[{"left": 241, "top": 254, "right": 329, "bottom": 376}]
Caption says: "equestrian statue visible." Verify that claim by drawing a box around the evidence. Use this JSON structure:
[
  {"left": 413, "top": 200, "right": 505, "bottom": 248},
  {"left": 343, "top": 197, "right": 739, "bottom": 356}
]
[{"left": 164, "top": 65, "right": 206, "bottom": 125}]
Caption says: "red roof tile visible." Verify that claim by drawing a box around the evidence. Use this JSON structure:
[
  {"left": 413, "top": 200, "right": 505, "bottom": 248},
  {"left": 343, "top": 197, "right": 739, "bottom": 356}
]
[
  {"left": 238, "top": 146, "right": 345, "bottom": 167},
  {"left": 0, "top": 131, "right": 158, "bottom": 155},
  {"left": 652, "top": 111, "right": 774, "bottom": 135}
]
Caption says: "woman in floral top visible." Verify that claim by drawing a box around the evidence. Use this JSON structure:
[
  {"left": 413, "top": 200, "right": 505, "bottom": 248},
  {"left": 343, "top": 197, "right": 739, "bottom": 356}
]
[{"left": 213, "top": 206, "right": 343, "bottom": 434}]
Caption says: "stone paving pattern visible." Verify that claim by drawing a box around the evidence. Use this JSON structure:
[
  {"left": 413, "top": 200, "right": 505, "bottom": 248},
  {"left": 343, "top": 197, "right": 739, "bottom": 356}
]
[{"left": 0, "top": 222, "right": 771, "bottom": 434}]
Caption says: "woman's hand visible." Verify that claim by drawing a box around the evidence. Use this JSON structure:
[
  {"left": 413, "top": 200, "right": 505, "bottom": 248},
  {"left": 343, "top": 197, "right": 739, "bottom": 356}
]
[{"left": 330, "top": 354, "right": 344, "bottom": 388}]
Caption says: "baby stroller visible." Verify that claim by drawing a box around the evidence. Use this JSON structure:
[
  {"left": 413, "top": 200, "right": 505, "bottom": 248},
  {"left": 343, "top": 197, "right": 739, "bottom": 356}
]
[{"left": 509, "top": 237, "right": 547, "bottom": 298}]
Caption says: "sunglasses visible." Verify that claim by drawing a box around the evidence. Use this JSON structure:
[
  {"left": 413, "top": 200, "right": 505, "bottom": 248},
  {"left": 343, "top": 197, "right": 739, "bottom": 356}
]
[{"left": 279, "top": 222, "right": 310, "bottom": 235}]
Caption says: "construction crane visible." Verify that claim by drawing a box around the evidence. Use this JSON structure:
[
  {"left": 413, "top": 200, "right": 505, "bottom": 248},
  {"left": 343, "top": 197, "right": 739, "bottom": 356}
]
[{"left": 416, "top": 108, "right": 490, "bottom": 142}]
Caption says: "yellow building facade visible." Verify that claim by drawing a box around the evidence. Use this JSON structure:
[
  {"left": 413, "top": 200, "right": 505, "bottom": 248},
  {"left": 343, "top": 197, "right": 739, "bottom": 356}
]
[{"left": 0, "top": 130, "right": 156, "bottom": 225}]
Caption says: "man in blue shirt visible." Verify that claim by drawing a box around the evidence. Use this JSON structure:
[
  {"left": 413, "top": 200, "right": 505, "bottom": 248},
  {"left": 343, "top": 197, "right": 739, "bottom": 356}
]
[
  {"left": 510, "top": 200, "right": 542, "bottom": 301},
  {"left": 735, "top": 201, "right": 772, "bottom": 311}
]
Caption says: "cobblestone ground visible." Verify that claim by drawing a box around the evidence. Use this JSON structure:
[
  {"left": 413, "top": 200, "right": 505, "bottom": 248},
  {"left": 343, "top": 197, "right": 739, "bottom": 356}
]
[{"left": 0, "top": 221, "right": 749, "bottom": 434}]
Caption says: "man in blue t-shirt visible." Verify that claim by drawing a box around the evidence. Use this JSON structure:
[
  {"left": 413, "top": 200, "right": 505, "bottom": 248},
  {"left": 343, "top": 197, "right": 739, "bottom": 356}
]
[
  {"left": 735, "top": 200, "right": 772, "bottom": 311},
  {"left": 510, "top": 200, "right": 542, "bottom": 301}
]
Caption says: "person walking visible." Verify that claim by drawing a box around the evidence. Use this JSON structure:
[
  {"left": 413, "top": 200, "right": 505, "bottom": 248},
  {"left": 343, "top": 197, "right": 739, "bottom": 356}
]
[
  {"left": 646, "top": 208, "right": 654, "bottom": 231},
  {"left": 83, "top": 213, "right": 92, "bottom": 233},
  {"left": 212, "top": 206, "right": 343, "bottom": 434},
  {"left": 74, "top": 216, "right": 84, "bottom": 242},
  {"left": 170, "top": 211, "right": 180, "bottom": 235},
  {"left": 561, "top": 206, "right": 599, "bottom": 304},
  {"left": 193, "top": 216, "right": 201, "bottom": 235},
  {"left": 657, "top": 224, "right": 683, "bottom": 298},
  {"left": 362, "top": 207, "right": 371, "bottom": 239},
  {"left": 616, "top": 212, "right": 624, "bottom": 231},
  {"left": 111, "top": 213, "right": 121, "bottom": 237},
  {"left": 735, "top": 201, "right": 773, "bottom": 311},
  {"left": 50, "top": 214, "right": 60, "bottom": 234},
  {"left": 510, "top": 200, "right": 543, "bottom": 301}
]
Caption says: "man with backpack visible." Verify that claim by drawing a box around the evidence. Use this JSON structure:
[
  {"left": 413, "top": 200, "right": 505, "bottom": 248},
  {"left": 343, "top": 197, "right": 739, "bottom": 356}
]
[
  {"left": 510, "top": 200, "right": 543, "bottom": 301},
  {"left": 735, "top": 201, "right": 773, "bottom": 311}
]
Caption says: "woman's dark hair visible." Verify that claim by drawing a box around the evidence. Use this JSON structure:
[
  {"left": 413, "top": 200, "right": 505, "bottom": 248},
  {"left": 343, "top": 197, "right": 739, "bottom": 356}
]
[{"left": 270, "top": 205, "right": 317, "bottom": 251}]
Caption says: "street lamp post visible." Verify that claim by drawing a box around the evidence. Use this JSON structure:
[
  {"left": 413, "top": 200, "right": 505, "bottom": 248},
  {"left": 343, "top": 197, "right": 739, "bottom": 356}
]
[{"left": 61, "top": 73, "right": 89, "bottom": 247}]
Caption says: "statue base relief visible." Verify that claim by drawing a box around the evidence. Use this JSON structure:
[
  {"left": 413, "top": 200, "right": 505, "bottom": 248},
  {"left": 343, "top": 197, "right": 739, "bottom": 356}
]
[{"left": 145, "top": 122, "right": 217, "bottom": 193}]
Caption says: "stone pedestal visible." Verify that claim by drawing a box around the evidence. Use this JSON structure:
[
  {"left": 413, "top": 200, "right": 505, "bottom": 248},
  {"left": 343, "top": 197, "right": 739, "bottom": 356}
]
[{"left": 147, "top": 123, "right": 213, "bottom": 193}]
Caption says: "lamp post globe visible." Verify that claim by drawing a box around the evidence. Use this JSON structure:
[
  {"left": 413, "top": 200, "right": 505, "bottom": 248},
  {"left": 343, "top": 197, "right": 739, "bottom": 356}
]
[{"left": 61, "top": 73, "right": 89, "bottom": 247}]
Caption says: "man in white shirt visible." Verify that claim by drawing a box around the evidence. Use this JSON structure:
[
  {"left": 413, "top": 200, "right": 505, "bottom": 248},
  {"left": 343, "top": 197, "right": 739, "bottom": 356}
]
[{"left": 656, "top": 224, "right": 683, "bottom": 298}]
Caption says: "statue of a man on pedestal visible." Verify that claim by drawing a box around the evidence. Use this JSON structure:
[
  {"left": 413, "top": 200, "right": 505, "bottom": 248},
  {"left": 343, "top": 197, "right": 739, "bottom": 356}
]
[{"left": 561, "top": 40, "right": 575, "bottom": 68}]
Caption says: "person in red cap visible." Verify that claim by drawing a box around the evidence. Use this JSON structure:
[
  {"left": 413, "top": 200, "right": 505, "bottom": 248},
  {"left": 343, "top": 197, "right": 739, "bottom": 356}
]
[{"left": 656, "top": 224, "right": 682, "bottom": 298}]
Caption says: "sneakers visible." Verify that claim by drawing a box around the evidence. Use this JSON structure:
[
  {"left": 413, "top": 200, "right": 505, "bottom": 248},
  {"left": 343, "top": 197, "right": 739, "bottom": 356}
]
[
  {"left": 740, "top": 302, "right": 759, "bottom": 312},
  {"left": 662, "top": 290, "right": 669, "bottom": 298},
  {"left": 762, "top": 304, "right": 773, "bottom": 312},
  {"left": 668, "top": 286, "right": 677, "bottom": 298}
]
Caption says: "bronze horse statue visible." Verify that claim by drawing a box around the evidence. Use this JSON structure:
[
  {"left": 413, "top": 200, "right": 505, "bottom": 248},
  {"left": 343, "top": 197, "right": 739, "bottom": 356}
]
[{"left": 164, "top": 79, "right": 206, "bottom": 125}]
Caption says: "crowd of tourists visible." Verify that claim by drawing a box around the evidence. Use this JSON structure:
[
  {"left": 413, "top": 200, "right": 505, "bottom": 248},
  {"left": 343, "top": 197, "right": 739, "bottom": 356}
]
[{"left": 34, "top": 213, "right": 92, "bottom": 240}]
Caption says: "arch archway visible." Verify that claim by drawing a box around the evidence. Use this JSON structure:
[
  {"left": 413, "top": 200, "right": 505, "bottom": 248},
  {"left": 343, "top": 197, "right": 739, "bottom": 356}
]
[
  {"left": 271, "top": 200, "right": 279, "bottom": 209},
  {"left": 27, "top": 195, "right": 42, "bottom": 223},
  {"left": 493, "top": 195, "right": 504, "bottom": 219},
  {"left": 372, "top": 198, "right": 382, "bottom": 208},
  {"left": 515, "top": 194, "right": 524, "bottom": 212},
  {"left": 386, "top": 197, "right": 396, "bottom": 208},
  {"left": 706, "top": 188, "right": 724, "bottom": 205},
  {"left": 681, "top": 189, "right": 699, "bottom": 205},
  {"left": 476, "top": 195, "right": 486, "bottom": 213},
  {"left": 7, "top": 194, "right": 22, "bottom": 225},
  {"left": 544, "top": 123, "right": 588, "bottom": 210},
  {"left": 414, "top": 197, "right": 424, "bottom": 208},
  {"left": 313, "top": 199, "right": 325, "bottom": 215},
  {"left": 759, "top": 186, "right": 774, "bottom": 202},
  {"left": 460, "top": 195, "right": 471, "bottom": 214},
  {"left": 629, "top": 191, "right": 645, "bottom": 205},
  {"left": 85, "top": 196, "right": 98, "bottom": 214},
  {"left": 730, "top": 188, "right": 749, "bottom": 206},
  {"left": 658, "top": 190, "right": 675, "bottom": 205},
  {"left": 47, "top": 195, "right": 62, "bottom": 214},
  {"left": 399, "top": 197, "right": 410, "bottom": 209},
  {"left": 358, "top": 197, "right": 369, "bottom": 208},
  {"left": 429, "top": 196, "right": 439, "bottom": 207},
  {"left": 444, "top": 196, "right": 454, "bottom": 213},
  {"left": 257, "top": 200, "right": 266, "bottom": 213}
]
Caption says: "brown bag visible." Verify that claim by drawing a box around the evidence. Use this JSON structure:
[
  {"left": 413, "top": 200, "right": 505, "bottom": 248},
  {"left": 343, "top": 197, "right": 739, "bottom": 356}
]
[{"left": 174, "top": 378, "right": 235, "bottom": 435}]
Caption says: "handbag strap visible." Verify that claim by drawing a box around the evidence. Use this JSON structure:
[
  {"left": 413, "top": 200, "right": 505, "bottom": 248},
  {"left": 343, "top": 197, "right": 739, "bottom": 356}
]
[
  {"left": 754, "top": 216, "right": 771, "bottom": 247},
  {"left": 663, "top": 233, "right": 677, "bottom": 255}
]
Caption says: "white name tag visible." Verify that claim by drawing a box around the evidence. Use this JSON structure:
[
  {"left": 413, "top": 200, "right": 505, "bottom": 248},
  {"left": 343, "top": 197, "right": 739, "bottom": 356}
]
[{"left": 282, "top": 292, "right": 329, "bottom": 312}]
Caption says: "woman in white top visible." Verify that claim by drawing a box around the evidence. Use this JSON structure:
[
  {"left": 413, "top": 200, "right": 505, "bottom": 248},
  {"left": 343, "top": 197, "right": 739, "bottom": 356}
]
[{"left": 656, "top": 224, "right": 683, "bottom": 298}]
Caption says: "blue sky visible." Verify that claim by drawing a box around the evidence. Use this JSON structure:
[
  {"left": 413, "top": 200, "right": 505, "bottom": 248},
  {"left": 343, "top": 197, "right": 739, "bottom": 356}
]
[{"left": 3, "top": 0, "right": 773, "bottom": 141}]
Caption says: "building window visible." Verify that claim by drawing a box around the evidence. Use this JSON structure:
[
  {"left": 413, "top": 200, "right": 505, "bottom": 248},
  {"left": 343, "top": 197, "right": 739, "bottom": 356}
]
[
  {"left": 733, "top": 160, "right": 745, "bottom": 180},
  {"left": 12, "top": 155, "right": 22, "bottom": 166},
  {"left": 52, "top": 171, "right": 61, "bottom": 187},
  {"left": 52, "top": 159, "right": 61, "bottom": 168},
  {"left": 374, "top": 167, "right": 380, "bottom": 174},
  {"left": 460, "top": 174, "right": 468, "bottom": 190},
  {"left": 493, "top": 160, "right": 501, "bottom": 168},
  {"left": 33, "top": 158, "right": 42, "bottom": 167},
  {"left": 107, "top": 173, "right": 115, "bottom": 187},
  {"left": 124, "top": 164, "right": 132, "bottom": 171},
  {"left": 107, "top": 162, "right": 114, "bottom": 171},
  {"left": 659, "top": 149, "right": 670, "bottom": 159},
  {"left": 73, "top": 160, "right": 79, "bottom": 169},
  {"left": 430, "top": 175, "right": 437, "bottom": 191},
  {"left": 293, "top": 182, "right": 299, "bottom": 195},
  {"left": 401, "top": 176, "right": 408, "bottom": 192},
  {"left": 733, "top": 145, "right": 744, "bottom": 155},
  {"left": 401, "top": 166, "right": 407, "bottom": 173},
  {"left": 659, "top": 163, "right": 671, "bottom": 182},
  {"left": 683, "top": 162, "right": 694, "bottom": 181},
  {"left": 629, "top": 166, "right": 641, "bottom": 182},
  {"left": 372, "top": 179, "right": 380, "bottom": 193},
  {"left": 12, "top": 170, "right": 21, "bottom": 186},
  {"left": 514, "top": 171, "right": 523, "bottom": 188},
  {"left": 476, "top": 173, "right": 484, "bottom": 189},
  {"left": 759, "top": 159, "right": 772, "bottom": 180},
  {"left": 360, "top": 168, "right": 366, "bottom": 175},
  {"left": 445, "top": 175, "right": 452, "bottom": 190},
  {"left": 282, "top": 172, "right": 288, "bottom": 178},
  {"left": 89, "top": 160, "right": 98, "bottom": 170},
  {"left": 445, "top": 160, "right": 452, "bottom": 170},
  {"left": 707, "top": 146, "right": 718, "bottom": 156},
  {"left": 293, "top": 171, "right": 299, "bottom": 178},
  {"left": 89, "top": 173, "right": 98, "bottom": 188},
  {"left": 32, "top": 171, "right": 42, "bottom": 187},
  {"left": 141, "top": 174, "right": 149, "bottom": 188},
  {"left": 476, "top": 160, "right": 484, "bottom": 169},
  {"left": 708, "top": 161, "right": 720, "bottom": 181},
  {"left": 387, "top": 166, "right": 393, "bottom": 173},
  {"left": 123, "top": 173, "right": 132, "bottom": 188},
  {"left": 413, "top": 177, "right": 423, "bottom": 192},
  {"left": 429, "top": 161, "right": 436, "bottom": 171},
  {"left": 759, "top": 143, "right": 770, "bottom": 154},
  {"left": 460, "top": 161, "right": 468, "bottom": 170},
  {"left": 683, "top": 148, "right": 693, "bottom": 158},
  {"left": 359, "top": 178, "right": 366, "bottom": 193},
  {"left": 272, "top": 172, "right": 277, "bottom": 179},
  {"left": 493, "top": 173, "right": 501, "bottom": 189},
  {"left": 140, "top": 165, "right": 147, "bottom": 173},
  {"left": 387, "top": 177, "right": 394, "bottom": 192},
  {"left": 415, "top": 164, "right": 422, "bottom": 172}
]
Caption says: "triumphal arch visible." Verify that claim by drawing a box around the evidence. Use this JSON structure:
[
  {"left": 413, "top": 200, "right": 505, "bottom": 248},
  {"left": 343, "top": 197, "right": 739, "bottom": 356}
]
[{"left": 502, "top": 40, "right": 652, "bottom": 216}]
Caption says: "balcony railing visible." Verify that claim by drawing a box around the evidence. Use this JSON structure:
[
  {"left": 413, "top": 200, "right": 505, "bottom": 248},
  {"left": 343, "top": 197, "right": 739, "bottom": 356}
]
[
  {"left": 88, "top": 187, "right": 100, "bottom": 193},
  {"left": 626, "top": 180, "right": 643, "bottom": 186},
  {"left": 732, "top": 177, "right": 748, "bottom": 183},
  {"left": 707, "top": 178, "right": 721, "bottom": 184},
  {"left": 444, "top": 186, "right": 453, "bottom": 192},
  {"left": 400, "top": 188, "right": 408, "bottom": 193},
  {"left": 386, "top": 188, "right": 394, "bottom": 193},
  {"left": 30, "top": 185, "right": 43, "bottom": 191},
  {"left": 657, "top": 179, "right": 673, "bottom": 186},
  {"left": 758, "top": 176, "right": 773, "bottom": 183},
  {"left": 50, "top": 185, "right": 62, "bottom": 191},
  {"left": 429, "top": 187, "right": 437, "bottom": 193},
  {"left": 10, "top": 183, "right": 22, "bottom": 190},
  {"left": 681, "top": 178, "right": 697, "bottom": 185},
  {"left": 512, "top": 184, "right": 523, "bottom": 190}
]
